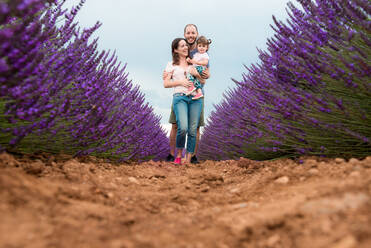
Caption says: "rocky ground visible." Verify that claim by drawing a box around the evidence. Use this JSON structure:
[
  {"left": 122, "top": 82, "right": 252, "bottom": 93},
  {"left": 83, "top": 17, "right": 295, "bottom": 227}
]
[{"left": 0, "top": 152, "right": 370, "bottom": 248}]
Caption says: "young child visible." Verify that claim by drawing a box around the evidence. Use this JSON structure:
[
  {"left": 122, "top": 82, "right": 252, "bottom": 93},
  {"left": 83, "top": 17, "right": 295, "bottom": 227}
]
[{"left": 186, "top": 36, "right": 211, "bottom": 100}]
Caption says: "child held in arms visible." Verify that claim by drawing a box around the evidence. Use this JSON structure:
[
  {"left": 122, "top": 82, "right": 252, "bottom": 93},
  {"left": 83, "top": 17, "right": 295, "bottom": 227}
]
[{"left": 186, "top": 36, "right": 211, "bottom": 100}]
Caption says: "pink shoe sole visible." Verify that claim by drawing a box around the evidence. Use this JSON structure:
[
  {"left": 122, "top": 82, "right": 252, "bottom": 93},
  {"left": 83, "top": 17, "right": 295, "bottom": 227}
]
[
  {"left": 192, "top": 94, "right": 204, "bottom": 100},
  {"left": 185, "top": 87, "right": 197, "bottom": 96},
  {"left": 173, "top": 157, "right": 182, "bottom": 165}
]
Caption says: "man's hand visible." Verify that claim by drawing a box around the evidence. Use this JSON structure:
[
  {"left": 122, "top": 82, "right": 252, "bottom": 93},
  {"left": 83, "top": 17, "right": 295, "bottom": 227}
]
[
  {"left": 189, "top": 67, "right": 207, "bottom": 84},
  {"left": 201, "top": 68, "right": 210, "bottom": 79}
]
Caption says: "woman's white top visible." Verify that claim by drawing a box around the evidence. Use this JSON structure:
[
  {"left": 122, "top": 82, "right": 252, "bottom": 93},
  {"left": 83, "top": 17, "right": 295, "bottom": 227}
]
[{"left": 165, "top": 62, "right": 191, "bottom": 94}]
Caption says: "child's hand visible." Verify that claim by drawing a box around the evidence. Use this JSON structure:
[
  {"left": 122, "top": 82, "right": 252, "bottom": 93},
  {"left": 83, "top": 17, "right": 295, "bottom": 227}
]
[
  {"left": 186, "top": 57, "right": 192, "bottom": 64},
  {"left": 189, "top": 67, "right": 200, "bottom": 77}
]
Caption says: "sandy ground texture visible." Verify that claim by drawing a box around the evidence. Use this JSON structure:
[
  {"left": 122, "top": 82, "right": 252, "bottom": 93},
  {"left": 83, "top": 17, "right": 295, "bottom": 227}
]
[{"left": 0, "top": 152, "right": 370, "bottom": 248}]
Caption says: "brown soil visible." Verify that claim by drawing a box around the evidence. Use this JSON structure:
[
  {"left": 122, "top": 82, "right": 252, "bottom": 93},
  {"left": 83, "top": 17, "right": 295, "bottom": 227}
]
[{"left": 0, "top": 152, "right": 370, "bottom": 248}]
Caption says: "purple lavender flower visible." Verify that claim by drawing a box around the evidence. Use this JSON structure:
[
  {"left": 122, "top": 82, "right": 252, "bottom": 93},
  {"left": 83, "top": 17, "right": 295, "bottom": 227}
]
[
  {"left": 199, "top": 0, "right": 370, "bottom": 161},
  {"left": 1, "top": 0, "right": 169, "bottom": 161}
]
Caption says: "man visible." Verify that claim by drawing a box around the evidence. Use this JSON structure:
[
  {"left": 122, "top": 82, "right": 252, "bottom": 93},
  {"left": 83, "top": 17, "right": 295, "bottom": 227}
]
[{"left": 164, "top": 24, "right": 210, "bottom": 164}]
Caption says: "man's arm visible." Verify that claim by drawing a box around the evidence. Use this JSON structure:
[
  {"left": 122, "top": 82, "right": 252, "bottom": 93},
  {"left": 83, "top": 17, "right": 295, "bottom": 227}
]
[
  {"left": 201, "top": 67, "right": 210, "bottom": 79},
  {"left": 164, "top": 72, "right": 192, "bottom": 88}
]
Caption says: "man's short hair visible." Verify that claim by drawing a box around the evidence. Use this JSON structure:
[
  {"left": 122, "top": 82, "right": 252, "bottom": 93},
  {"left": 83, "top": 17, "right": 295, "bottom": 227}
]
[{"left": 184, "top": 24, "right": 198, "bottom": 34}]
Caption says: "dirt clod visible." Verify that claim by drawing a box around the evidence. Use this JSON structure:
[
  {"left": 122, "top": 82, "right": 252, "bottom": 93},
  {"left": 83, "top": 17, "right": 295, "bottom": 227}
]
[
  {"left": 266, "top": 234, "right": 280, "bottom": 247},
  {"left": 275, "top": 176, "right": 290, "bottom": 184},
  {"left": 23, "top": 160, "right": 44, "bottom": 175},
  {"left": 335, "top": 158, "right": 345, "bottom": 164},
  {"left": 0, "top": 152, "right": 20, "bottom": 167},
  {"left": 128, "top": 177, "right": 140, "bottom": 184},
  {"left": 308, "top": 168, "right": 319, "bottom": 175},
  {"left": 330, "top": 235, "right": 357, "bottom": 248}
]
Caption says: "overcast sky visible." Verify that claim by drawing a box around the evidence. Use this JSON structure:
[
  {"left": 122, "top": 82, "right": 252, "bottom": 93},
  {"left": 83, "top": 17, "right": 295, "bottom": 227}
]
[{"left": 64, "top": 0, "right": 293, "bottom": 134}]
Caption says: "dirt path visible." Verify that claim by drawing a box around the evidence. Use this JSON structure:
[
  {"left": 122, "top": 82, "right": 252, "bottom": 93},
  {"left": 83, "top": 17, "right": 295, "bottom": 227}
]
[{"left": 0, "top": 152, "right": 370, "bottom": 248}]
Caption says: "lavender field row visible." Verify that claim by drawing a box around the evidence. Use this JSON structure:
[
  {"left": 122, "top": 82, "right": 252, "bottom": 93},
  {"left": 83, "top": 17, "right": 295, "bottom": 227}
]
[
  {"left": 199, "top": 0, "right": 370, "bottom": 161},
  {"left": 0, "top": 0, "right": 168, "bottom": 161},
  {"left": 1, "top": 0, "right": 370, "bottom": 162}
]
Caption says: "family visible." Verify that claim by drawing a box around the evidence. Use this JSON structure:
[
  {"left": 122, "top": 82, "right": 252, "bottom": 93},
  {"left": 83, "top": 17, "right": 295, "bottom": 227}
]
[{"left": 163, "top": 24, "right": 211, "bottom": 165}]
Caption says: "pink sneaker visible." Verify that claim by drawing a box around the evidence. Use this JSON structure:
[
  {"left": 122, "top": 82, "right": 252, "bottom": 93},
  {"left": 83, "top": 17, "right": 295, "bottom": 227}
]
[
  {"left": 186, "top": 85, "right": 196, "bottom": 96},
  {"left": 192, "top": 92, "right": 204, "bottom": 100},
  {"left": 174, "top": 157, "right": 182, "bottom": 165}
]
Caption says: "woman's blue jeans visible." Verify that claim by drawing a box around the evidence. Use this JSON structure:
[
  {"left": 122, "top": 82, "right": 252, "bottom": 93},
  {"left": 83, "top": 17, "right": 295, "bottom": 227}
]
[{"left": 172, "top": 93, "right": 203, "bottom": 154}]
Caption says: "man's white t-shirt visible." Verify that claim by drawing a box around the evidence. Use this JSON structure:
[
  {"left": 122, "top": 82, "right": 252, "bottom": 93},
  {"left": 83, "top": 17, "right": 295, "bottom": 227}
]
[
  {"left": 165, "top": 62, "right": 191, "bottom": 94},
  {"left": 192, "top": 52, "right": 209, "bottom": 67}
]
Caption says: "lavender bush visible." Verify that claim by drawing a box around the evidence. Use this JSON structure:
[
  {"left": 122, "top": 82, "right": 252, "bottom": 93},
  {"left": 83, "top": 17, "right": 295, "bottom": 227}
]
[
  {"left": 0, "top": 0, "right": 169, "bottom": 161},
  {"left": 199, "top": 0, "right": 370, "bottom": 160}
]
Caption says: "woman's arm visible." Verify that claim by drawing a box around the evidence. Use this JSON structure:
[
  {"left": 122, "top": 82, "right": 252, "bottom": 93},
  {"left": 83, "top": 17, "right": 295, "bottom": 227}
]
[{"left": 163, "top": 74, "right": 192, "bottom": 88}]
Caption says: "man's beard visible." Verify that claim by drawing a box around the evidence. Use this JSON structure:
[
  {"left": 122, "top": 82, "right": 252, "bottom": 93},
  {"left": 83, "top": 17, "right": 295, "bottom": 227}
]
[{"left": 186, "top": 39, "right": 195, "bottom": 46}]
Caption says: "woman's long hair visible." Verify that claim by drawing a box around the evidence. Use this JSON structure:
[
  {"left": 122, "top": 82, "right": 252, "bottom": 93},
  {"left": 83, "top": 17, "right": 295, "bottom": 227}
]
[{"left": 171, "top": 38, "right": 189, "bottom": 65}]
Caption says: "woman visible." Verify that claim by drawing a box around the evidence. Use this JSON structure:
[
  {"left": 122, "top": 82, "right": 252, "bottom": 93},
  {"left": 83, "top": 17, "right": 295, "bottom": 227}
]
[{"left": 163, "top": 38, "right": 203, "bottom": 165}]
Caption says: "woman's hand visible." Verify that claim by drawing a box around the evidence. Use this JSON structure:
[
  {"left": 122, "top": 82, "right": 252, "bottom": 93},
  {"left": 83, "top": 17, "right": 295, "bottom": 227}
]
[
  {"left": 163, "top": 70, "right": 174, "bottom": 88},
  {"left": 180, "top": 78, "right": 192, "bottom": 88},
  {"left": 163, "top": 70, "right": 173, "bottom": 80}
]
